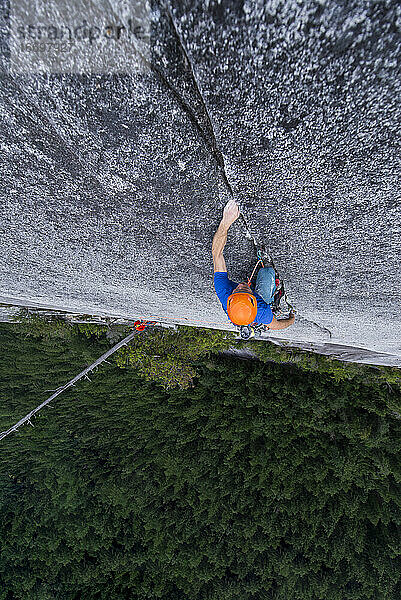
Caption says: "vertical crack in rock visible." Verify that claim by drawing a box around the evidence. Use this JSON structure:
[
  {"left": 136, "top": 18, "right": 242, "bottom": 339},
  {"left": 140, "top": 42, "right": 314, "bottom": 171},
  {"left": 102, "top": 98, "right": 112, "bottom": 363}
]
[
  {"left": 160, "top": 2, "right": 235, "bottom": 199},
  {"left": 1, "top": 1, "right": 399, "bottom": 362},
  {"left": 132, "top": 49, "right": 213, "bottom": 153},
  {"left": 148, "top": 3, "right": 334, "bottom": 340},
  {"left": 105, "top": 0, "right": 235, "bottom": 196},
  {"left": 104, "top": 0, "right": 216, "bottom": 156}
]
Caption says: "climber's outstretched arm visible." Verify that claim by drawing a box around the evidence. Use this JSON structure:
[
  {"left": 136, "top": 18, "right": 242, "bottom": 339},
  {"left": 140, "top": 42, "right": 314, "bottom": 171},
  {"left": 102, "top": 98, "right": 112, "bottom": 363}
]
[
  {"left": 212, "top": 222, "right": 228, "bottom": 272},
  {"left": 212, "top": 199, "right": 239, "bottom": 273}
]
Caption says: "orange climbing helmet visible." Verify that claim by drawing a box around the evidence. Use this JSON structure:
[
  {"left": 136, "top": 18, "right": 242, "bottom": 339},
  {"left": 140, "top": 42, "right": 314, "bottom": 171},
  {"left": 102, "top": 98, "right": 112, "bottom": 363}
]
[{"left": 227, "top": 289, "right": 258, "bottom": 326}]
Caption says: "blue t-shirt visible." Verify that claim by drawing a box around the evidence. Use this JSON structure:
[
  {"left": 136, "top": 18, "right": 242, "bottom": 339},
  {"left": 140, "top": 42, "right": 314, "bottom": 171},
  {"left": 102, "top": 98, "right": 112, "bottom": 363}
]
[{"left": 214, "top": 272, "right": 273, "bottom": 325}]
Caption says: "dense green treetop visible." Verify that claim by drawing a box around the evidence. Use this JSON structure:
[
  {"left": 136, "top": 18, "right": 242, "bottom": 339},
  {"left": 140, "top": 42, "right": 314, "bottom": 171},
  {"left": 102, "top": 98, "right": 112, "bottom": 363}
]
[{"left": 0, "top": 322, "right": 400, "bottom": 600}]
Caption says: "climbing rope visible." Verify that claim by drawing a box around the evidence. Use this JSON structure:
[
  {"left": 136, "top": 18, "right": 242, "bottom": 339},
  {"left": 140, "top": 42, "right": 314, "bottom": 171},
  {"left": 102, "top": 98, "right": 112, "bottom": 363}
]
[{"left": 247, "top": 258, "right": 264, "bottom": 287}]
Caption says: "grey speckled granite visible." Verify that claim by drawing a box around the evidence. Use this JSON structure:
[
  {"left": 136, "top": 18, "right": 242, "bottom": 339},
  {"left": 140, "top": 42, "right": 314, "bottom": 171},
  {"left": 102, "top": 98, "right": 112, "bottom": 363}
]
[{"left": 0, "top": 1, "right": 400, "bottom": 365}]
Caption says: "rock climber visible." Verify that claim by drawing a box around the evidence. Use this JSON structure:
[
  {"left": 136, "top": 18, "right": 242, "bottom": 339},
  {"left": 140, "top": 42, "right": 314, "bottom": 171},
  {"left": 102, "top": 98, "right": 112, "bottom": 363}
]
[{"left": 212, "top": 198, "right": 295, "bottom": 330}]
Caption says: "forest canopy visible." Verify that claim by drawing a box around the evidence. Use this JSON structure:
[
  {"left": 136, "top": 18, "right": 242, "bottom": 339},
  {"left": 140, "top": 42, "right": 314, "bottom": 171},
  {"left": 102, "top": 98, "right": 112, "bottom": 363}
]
[{"left": 0, "top": 321, "right": 400, "bottom": 600}]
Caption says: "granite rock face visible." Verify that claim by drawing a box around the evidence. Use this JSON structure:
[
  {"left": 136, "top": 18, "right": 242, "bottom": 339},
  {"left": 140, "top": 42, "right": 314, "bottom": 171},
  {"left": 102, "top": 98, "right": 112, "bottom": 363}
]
[{"left": 0, "top": 0, "right": 400, "bottom": 365}]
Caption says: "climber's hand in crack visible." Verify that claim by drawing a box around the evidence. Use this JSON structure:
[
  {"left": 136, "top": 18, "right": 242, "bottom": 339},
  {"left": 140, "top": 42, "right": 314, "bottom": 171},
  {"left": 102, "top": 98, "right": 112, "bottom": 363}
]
[{"left": 222, "top": 198, "right": 240, "bottom": 228}]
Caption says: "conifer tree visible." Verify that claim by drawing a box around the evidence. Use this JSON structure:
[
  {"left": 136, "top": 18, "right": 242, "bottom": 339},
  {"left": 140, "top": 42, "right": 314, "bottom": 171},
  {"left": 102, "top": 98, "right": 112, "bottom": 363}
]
[{"left": 0, "top": 323, "right": 400, "bottom": 599}]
